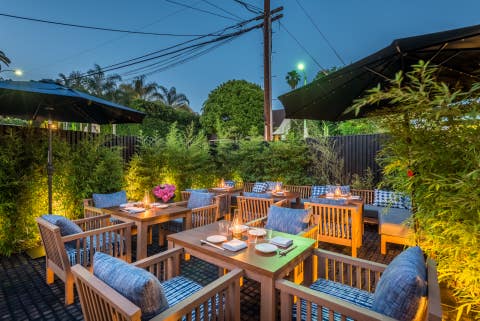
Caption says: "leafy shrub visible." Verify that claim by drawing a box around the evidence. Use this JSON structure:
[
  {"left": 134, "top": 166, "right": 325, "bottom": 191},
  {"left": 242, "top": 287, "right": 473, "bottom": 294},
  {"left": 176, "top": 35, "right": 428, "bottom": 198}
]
[{"left": 353, "top": 61, "right": 480, "bottom": 319}]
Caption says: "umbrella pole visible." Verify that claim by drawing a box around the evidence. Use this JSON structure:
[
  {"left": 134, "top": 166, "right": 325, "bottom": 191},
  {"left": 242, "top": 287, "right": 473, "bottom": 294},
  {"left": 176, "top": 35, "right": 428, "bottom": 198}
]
[{"left": 47, "top": 120, "right": 53, "bottom": 214}]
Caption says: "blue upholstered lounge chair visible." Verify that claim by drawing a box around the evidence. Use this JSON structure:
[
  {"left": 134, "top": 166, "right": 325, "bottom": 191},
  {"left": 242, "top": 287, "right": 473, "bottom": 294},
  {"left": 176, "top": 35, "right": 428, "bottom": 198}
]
[{"left": 72, "top": 248, "right": 242, "bottom": 321}]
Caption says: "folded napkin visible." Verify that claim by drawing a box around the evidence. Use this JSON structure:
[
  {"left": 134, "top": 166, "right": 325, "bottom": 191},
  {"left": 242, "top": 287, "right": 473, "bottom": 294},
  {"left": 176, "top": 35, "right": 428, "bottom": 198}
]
[
  {"left": 123, "top": 207, "right": 145, "bottom": 213},
  {"left": 222, "top": 239, "right": 247, "bottom": 251},
  {"left": 270, "top": 236, "right": 293, "bottom": 248}
]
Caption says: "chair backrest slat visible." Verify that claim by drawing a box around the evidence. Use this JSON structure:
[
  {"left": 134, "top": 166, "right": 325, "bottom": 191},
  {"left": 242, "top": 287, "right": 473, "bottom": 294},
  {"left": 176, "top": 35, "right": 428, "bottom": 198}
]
[{"left": 237, "top": 196, "right": 274, "bottom": 222}]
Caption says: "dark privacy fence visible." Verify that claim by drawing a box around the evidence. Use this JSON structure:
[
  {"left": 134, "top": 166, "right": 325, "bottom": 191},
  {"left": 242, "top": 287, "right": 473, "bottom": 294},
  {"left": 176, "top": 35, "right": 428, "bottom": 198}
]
[
  {"left": 328, "top": 133, "right": 387, "bottom": 183},
  {"left": 0, "top": 125, "right": 385, "bottom": 180},
  {"left": 0, "top": 125, "right": 139, "bottom": 163}
]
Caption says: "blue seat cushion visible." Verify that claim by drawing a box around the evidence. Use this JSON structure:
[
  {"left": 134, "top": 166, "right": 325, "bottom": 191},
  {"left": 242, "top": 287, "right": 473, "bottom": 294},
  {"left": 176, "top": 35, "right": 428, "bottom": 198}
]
[
  {"left": 93, "top": 252, "right": 168, "bottom": 321},
  {"left": 41, "top": 214, "right": 83, "bottom": 247},
  {"left": 187, "top": 192, "right": 214, "bottom": 209},
  {"left": 293, "top": 278, "right": 373, "bottom": 321},
  {"left": 308, "top": 197, "right": 347, "bottom": 205},
  {"left": 371, "top": 246, "right": 427, "bottom": 321},
  {"left": 65, "top": 232, "right": 125, "bottom": 266},
  {"left": 265, "top": 206, "right": 310, "bottom": 235},
  {"left": 252, "top": 182, "right": 269, "bottom": 193},
  {"left": 243, "top": 192, "right": 271, "bottom": 199},
  {"left": 311, "top": 185, "right": 327, "bottom": 197},
  {"left": 372, "top": 189, "right": 405, "bottom": 209},
  {"left": 92, "top": 190, "right": 127, "bottom": 208}
]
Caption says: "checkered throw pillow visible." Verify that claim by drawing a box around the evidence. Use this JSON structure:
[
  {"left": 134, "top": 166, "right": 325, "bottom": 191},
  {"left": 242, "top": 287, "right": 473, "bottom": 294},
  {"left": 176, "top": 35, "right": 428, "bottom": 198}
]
[
  {"left": 311, "top": 185, "right": 327, "bottom": 197},
  {"left": 373, "top": 189, "right": 405, "bottom": 209},
  {"left": 252, "top": 182, "right": 268, "bottom": 193}
]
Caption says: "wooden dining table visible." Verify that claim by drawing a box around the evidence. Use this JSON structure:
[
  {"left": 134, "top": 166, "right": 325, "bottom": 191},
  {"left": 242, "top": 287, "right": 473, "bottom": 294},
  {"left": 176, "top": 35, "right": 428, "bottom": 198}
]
[
  {"left": 269, "top": 191, "right": 301, "bottom": 208},
  {"left": 167, "top": 221, "right": 316, "bottom": 321},
  {"left": 103, "top": 205, "right": 191, "bottom": 260}
]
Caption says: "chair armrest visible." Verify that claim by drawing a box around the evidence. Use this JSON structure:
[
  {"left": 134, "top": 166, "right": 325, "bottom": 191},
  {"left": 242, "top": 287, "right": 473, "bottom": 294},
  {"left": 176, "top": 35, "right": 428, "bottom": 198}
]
[
  {"left": 71, "top": 264, "right": 141, "bottom": 321},
  {"left": 133, "top": 247, "right": 184, "bottom": 280},
  {"left": 83, "top": 205, "right": 105, "bottom": 219},
  {"left": 276, "top": 279, "right": 397, "bottom": 321},
  {"left": 190, "top": 203, "right": 218, "bottom": 214},
  {"left": 274, "top": 199, "right": 289, "bottom": 207},
  {"left": 244, "top": 216, "right": 267, "bottom": 228},
  {"left": 152, "top": 268, "right": 243, "bottom": 321},
  {"left": 298, "top": 225, "right": 318, "bottom": 242},
  {"left": 74, "top": 214, "right": 112, "bottom": 230},
  {"left": 62, "top": 222, "right": 134, "bottom": 266},
  {"left": 313, "top": 249, "right": 386, "bottom": 292}
]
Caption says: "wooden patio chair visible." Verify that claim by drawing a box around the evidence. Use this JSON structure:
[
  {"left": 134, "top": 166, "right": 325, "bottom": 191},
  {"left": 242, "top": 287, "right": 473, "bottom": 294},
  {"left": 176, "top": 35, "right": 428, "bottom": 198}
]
[
  {"left": 276, "top": 248, "right": 442, "bottom": 321},
  {"left": 305, "top": 201, "right": 363, "bottom": 257},
  {"left": 71, "top": 247, "right": 243, "bottom": 321},
  {"left": 36, "top": 214, "right": 133, "bottom": 305},
  {"left": 242, "top": 182, "right": 254, "bottom": 192},
  {"left": 283, "top": 185, "right": 312, "bottom": 199},
  {"left": 236, "top": 195, "right": 285, "bottom": 223},
  {"left": 158, "top": 192, "right": 223, "bottom": 245}
]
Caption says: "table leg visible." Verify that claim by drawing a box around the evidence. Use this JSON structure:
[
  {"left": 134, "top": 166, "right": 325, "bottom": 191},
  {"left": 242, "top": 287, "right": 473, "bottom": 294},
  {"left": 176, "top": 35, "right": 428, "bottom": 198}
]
[
  {"left": 184, "top": 210, "right": 192, "bottom": 230},
  {"left": 295, "top": 196, "right": 301, "bottom": 208},
  {"left": 260, "top": 276, "right": 276, "bottom": 321},
  {"left": 136, "top": 222, "right": 149, "bottom": 260}
]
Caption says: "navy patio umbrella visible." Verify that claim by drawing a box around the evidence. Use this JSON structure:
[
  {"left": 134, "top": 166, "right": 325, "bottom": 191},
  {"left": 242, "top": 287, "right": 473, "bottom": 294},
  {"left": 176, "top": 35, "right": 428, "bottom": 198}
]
[
  {"left": 279, "top": 24, "right": 480, "bottom": 121},
  {"left": 0, "top": 80, "right": 145, "bottom": 213}
]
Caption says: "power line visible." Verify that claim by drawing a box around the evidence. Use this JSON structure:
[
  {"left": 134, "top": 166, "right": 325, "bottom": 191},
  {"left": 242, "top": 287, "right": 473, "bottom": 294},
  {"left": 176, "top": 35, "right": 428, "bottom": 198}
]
[
  {"left": 293, "top": 0, "right": 345, "bottom": 65},
  {"left": 165, "top": 0, "right": 241, "bottom": 21},
  {"left": 0, "top": 12, "right": 208, "bottom": 37},
  {"left": 233, "top": 0, "right": 262, "bottom": 14},
  {"left": 84, "top": 14, "right": 264, "bottom": 75},
  {"left": 200, "top": 0, "right": 244, "bottom": 20},
  {"left": 80, "top": 19, "right": 267, "bottom": 77},
  {"left": 279, "top": 22, "right": 326, "bottom": 72}
]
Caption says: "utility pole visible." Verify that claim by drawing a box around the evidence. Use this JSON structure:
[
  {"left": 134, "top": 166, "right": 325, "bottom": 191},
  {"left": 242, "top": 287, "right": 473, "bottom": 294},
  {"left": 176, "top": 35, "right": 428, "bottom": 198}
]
[{"left": 263, "top": 0, "right": 272, "bottom": 141}]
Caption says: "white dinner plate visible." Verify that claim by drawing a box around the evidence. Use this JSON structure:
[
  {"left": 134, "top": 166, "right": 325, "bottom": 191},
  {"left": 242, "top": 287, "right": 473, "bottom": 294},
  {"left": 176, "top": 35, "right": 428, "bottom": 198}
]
[
  {"left": 206, "top": 235, "right": 227, "bottom": 243},
  {"left": 255, "top": 243, "right": 278, "bottom": 253},
  {"left": 248, "top": 229, "right": 266, "bottom": 236}
]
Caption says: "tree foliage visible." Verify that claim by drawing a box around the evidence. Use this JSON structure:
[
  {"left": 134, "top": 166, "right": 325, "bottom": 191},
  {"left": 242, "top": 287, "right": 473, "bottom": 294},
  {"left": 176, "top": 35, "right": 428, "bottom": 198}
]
[
  {"left": 353, "top": 61, "right": 480, "bottom": 319},
  {"left": 200, "top": 80, "right": 264, "bottom": 139}
]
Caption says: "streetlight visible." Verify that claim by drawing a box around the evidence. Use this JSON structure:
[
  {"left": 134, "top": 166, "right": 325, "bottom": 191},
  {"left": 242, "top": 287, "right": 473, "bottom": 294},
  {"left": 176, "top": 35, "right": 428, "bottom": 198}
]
[
  {"left": 297, "top": 62, "right": 308, "bottom": 138},
  {"left": 0, "top": 69, "right": 23, "bottom": 76},
  {"left": 297, "top": 62, "right": 307, "bottom": 85}
]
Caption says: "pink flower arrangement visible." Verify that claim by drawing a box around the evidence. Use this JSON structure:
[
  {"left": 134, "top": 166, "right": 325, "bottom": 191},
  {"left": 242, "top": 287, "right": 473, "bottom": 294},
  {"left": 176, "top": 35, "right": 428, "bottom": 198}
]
[{"left": 152, "top": 184, "right": 176, "bottom": 203}]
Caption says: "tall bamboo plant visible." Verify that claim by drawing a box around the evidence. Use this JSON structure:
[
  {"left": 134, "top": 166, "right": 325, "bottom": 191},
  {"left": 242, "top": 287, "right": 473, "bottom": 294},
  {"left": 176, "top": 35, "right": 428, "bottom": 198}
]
[{"left": 352, "top": 61, "right": 480, "bottom": 319}]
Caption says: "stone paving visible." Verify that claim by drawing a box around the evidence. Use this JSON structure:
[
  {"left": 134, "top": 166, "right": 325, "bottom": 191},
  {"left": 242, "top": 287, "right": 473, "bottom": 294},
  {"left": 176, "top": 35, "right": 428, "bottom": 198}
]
[{"left": 0, "top": 224, "right": 404, "bottom": 321}]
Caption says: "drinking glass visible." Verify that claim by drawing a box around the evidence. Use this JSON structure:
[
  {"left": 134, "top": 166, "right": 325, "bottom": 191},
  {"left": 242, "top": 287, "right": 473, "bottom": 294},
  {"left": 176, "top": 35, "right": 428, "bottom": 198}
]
[
  {"left": 266, "top": 229, "right": 273, "bottom": 240},
  {"left": 218, "top": 220, "right": 230, "bottom": 236}
]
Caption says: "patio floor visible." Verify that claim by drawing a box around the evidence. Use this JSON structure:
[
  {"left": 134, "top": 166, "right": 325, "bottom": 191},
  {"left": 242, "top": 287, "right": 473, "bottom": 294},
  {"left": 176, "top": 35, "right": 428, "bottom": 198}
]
[{"left": 0, "top": 224, "right": 404, "bottom": 321}]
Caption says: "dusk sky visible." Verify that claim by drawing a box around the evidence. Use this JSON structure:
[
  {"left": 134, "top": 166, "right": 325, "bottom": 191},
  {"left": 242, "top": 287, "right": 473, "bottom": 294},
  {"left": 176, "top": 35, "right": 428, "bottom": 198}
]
[{"left": 1, "top": 1, "right": 479, "bottom": 112}]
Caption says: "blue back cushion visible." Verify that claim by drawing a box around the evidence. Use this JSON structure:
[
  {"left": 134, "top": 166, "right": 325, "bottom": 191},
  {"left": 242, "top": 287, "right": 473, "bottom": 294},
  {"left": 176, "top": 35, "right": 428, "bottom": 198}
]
[
  {"left": 224, "top": 180, "right": 235, "bottom": 188},
  {"left": 311, "top": 185, "right": 327, "bottom": 197},
  {"left": 187, "top": 192, "right": 214, "bottom": 209},
  {"left": 252, "top": 182, "right": 269, "bottom": 193},
  {"left": 243, "top": 192, "right": 271, "bottom": 199},
  {"left": 265, "top": 206, "right": 311, "bottom": 235},
  {"left": 308, "top": 197, "right": 347, "bottom": 205},
  {"left": 92, "top": 190, "right": 127, "bottom": 208},
  {"left": 372, "top": 246, "right": 427, "bottom": 321},
  {"left": 373, "top": 189, "right": 405, "bottom": 209},
  {"left": 93, "top": 252, "right": 168, "bottom": 320},
  {"left": 42, "top": 214, "right": 82, "bottom": 236}
]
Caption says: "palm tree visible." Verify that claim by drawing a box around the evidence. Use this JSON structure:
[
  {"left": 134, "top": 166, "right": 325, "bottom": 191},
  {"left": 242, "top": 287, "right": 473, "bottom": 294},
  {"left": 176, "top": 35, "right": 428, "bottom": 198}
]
[
  {"left": 285, "top": 70, "right": 301, "bottom": 90},
  {"left": 85, "top": 64, "right": 122, "bottom": 100},
  {"left": 131, "top": 76, "right": 161, "bottom": 101},
  {"left": 157, "top": 86, "right": 190, "bottom": 108},
  {"left": 0, "top": 50, "right": 11, "bottom": 72},
  {"left": 57, "top": 71, "right": 85, "bottom": 90}
]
